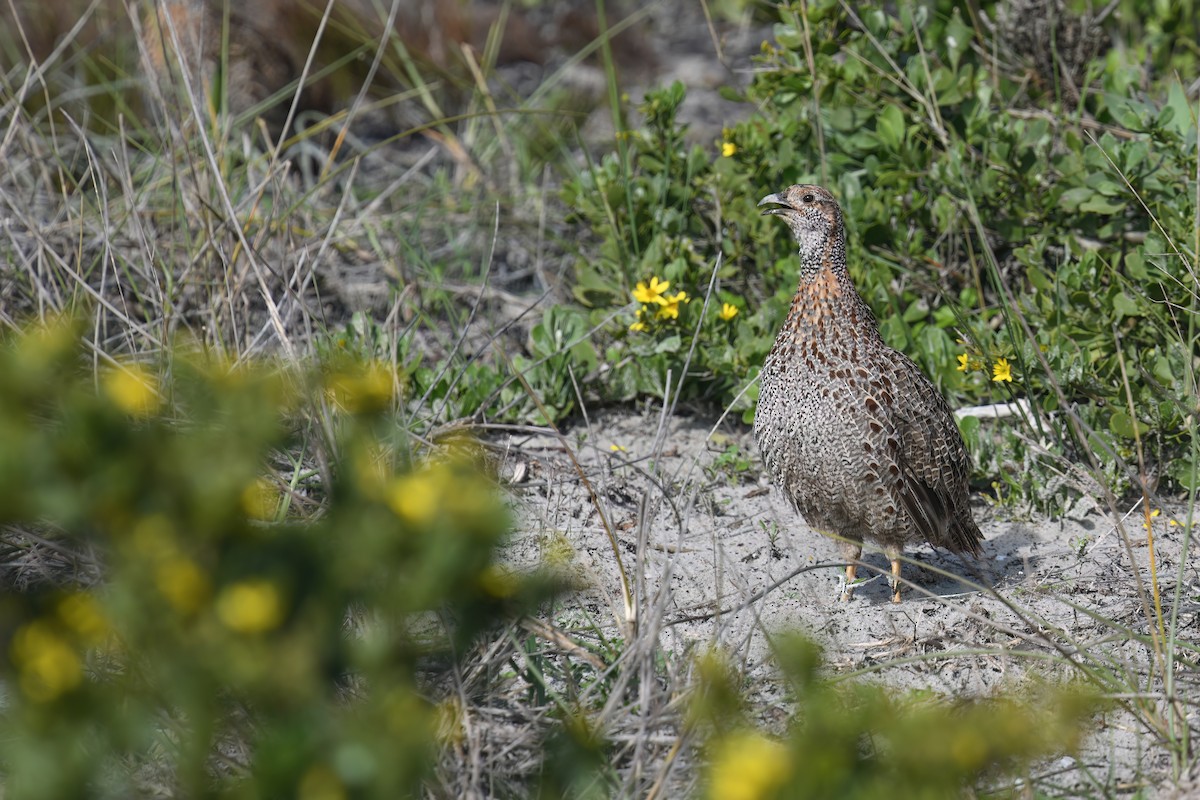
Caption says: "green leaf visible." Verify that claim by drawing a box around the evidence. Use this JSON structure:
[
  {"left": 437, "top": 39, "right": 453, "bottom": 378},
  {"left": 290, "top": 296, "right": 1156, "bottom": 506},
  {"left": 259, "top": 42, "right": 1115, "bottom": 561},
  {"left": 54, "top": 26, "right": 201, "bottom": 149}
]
[
  {"left": 1110, "top": 410, "right": 1138, "bottom": 439},
  {"left": 1124, "top": 250, "right": 1149, "bottom": 281},
  {"left": 876, "top": 104, "right": 905, "bottom": 151},
  {"left": 1111, "top": 291, "right": 1141, "bottom": 320},
  {"left": 1059, "top": 187, "right": 1093, "bottom": 211},
  {"left": 943, "top": 10, "right": 972, "bottom": 71},
  {"left": 1170, "top": 456, "right": 1200, "bottom": 491},
  {"left": 1163, "top": 81, "right": 1193, "bottom": 136},
  {"left": 1153, "top": 355, "right": 1174, "bottom": 386},
  {"left": 1027, "top": 265, "right": 1053, "bottom": 293},
  {"left": 654, "top": 335, "right": 682, "bottom": 354},
  {"left": 1079, "top": 196, "right": 1125, "bottom": 215},
  {"left": 902, "top": 300, "right": 928, "bottom": 323}
]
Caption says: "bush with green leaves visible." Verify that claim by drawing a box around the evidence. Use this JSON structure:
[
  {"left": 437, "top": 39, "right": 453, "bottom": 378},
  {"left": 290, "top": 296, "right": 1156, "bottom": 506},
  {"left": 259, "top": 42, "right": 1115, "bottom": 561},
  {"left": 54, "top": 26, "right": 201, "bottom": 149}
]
[
  {"left": 695, "top": 636, "right": 1100, "bottom": 800},
  {"left": 562, "top": 0, "right": 1199, "bottom": 504},
  {"left": 0, "top": 321, "right": 543, "bottom": 798}
]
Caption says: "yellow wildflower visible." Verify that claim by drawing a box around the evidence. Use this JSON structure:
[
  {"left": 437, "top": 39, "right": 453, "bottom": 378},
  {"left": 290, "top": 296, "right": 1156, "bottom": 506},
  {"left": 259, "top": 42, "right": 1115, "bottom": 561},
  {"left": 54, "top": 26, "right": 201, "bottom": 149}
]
[
  {"left": 629, "top": 320, "right": 647, "bottom": 332},
  {"left": 386, "top": 469, "right": 444, "bottom": 527},
  {"left": 12, "top": 621, "right": 82, "bottom": 702},
  {"left": 479, "top": 564, "right": 519, "bottom": 598},
  {"left": 157, "top": 557, "right": 211, "bottom": 614},
  {"left": 105, "top": 364, "right": 160, "bottom": 416},
  {"left": 722, "top": 141, "right": 737, "bottom": 157},
  {"left": 1143, "top": 508, "right": 1161, "bottom": 531},
  {"left": 610, "top": 444, "right": 627, "bottom": 452},
  {"left": 956, "top": 353, "right": 970, "bottom": 371},
  {"left": 325, "top": 362, "right": 396, "bottom": 414},
  {"left": 241, "top": 477, "right": 279, "bottom": 521},
  {"left": 719, "top": 303, "right": 739, "bottom": 321},
  {"left": 992, "top": 357, "right": 1013, "bottom": 383},
  {"left": 217, "top": 580, "right": 285, "bottom": 634},
  {"left": 632, "top": 277, "right": 670, "bottom": 306},
  {"left": 656, "top": 290, "right": 689, "bottom": 320},
  {"left": 707, "top": 731, "right": 792, "bottom": 800}
]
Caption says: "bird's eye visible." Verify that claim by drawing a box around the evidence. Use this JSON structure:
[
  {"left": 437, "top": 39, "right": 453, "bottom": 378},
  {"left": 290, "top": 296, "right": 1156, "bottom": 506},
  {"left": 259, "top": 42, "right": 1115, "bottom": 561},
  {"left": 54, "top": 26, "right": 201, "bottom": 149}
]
[{"left": 802, "top": 193, "right": 815, "bottom": 203}]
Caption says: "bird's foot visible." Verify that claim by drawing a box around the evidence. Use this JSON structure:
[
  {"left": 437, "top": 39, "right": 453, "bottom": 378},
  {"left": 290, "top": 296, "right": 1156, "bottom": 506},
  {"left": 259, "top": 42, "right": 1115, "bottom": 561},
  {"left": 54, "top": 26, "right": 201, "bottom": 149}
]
[{"left": 889, "top": 557, "right": 902, "bottom": 604}]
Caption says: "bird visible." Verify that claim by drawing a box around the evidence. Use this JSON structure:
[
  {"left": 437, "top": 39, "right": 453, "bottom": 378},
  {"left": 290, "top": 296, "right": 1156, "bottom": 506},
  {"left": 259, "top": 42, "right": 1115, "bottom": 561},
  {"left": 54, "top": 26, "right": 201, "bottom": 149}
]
[{"left": 754, "top": 184, "right": 982, "bottom": 603}]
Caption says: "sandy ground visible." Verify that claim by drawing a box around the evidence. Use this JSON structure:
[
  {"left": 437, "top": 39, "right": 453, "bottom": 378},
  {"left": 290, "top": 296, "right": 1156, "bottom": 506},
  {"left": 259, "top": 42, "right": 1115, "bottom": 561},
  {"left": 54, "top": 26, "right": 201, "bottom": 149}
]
[{"left": 493, "top": 408, "right": 1200, "bottom": 797}]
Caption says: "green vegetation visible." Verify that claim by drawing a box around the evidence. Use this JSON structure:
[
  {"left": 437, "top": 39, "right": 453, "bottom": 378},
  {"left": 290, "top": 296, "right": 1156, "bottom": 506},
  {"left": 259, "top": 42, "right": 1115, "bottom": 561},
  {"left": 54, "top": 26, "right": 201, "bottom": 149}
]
[
  {"left": 562, "top": 1, "right": 1199, "bottom": 510},
  {"left": 2, "top": 0, "right": 1198, "bottom": 796},
  {"left": 0, "top": 322, "right": 546, "bottom": 797},
  {"left": 696, "top": 638, "right": 1100, "bottom": 800}
]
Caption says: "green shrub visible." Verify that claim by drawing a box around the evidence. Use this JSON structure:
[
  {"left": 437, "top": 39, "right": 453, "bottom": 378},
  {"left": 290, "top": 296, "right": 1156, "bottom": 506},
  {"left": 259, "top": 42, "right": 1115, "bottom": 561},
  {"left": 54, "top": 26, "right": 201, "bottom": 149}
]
[
  {"left": 696, "top": 637, "right": 1101, "bottom": 800},
  {"left": 561, "top": 0, "right": 1199, "bottom": 503},
  {"left": 0, "top": 320, "right": 541, "bottom": 798}
]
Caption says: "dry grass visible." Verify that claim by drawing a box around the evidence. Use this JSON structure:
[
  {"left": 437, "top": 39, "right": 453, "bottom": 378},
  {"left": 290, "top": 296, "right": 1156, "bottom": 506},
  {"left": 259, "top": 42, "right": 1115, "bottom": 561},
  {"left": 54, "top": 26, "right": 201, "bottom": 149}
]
[{"left": 2, "top": 2, "right": 1198, "bottom": 798}]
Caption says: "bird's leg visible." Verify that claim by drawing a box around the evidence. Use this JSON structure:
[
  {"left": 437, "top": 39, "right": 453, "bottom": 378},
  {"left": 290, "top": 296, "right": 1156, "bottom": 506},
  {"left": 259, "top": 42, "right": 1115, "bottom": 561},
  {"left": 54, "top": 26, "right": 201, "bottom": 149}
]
[
  {"left": 839, "top": 541, "right": 862, "bottom": 602},
  {"left": 887, "top": 549, "right": 902, "bottom": 604}
]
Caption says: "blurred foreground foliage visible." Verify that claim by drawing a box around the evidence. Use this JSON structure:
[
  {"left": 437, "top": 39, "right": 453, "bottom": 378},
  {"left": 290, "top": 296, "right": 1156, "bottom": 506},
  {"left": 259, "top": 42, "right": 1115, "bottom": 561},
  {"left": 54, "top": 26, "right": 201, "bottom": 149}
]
[
  {"left": 696, "top": 637, "right": 1102, "bottom": 800},
  {"left": 0, "top": 320, "right": 545, "bottom": 798}
]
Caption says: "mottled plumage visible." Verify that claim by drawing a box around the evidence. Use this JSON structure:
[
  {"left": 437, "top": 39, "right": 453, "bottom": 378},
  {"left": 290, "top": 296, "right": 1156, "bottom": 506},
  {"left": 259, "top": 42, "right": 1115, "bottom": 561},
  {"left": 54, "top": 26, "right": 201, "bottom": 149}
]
[{"left": 755, "top": 185, "right": 982, "bottom": 603}]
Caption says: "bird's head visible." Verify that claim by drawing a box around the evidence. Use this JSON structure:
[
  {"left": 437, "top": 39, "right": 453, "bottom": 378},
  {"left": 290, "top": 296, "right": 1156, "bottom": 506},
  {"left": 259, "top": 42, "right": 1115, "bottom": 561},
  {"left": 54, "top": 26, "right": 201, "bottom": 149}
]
[{"left": 757, "top": 185, "right": 843, "bottom": 255}]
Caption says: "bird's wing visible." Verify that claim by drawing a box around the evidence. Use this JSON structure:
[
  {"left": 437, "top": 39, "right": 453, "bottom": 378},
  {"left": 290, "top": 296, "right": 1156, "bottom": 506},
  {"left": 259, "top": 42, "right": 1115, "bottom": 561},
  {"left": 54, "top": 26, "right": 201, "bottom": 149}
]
[{"left": 879, "top": 349, "right": 976, "bottom": 549}]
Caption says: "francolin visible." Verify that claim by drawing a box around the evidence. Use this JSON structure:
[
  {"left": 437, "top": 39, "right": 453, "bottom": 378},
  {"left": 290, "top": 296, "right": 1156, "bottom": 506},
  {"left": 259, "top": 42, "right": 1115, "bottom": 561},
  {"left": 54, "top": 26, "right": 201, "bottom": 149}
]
[{"left": 755, "top": 185, "right": 982, "bottom": 603}]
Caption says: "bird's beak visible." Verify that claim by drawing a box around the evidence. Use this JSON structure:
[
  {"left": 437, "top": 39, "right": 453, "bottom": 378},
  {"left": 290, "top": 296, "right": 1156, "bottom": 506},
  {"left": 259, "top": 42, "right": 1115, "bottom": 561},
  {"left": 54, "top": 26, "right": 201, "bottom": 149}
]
[{"left": 758, "top": 193, "right": 788, "bottom": 216}]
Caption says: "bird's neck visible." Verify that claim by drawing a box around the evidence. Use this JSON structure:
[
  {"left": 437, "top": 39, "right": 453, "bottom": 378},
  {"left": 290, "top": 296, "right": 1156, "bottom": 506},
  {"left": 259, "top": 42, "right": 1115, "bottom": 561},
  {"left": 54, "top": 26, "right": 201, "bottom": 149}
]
[
  {"left": 785, "top": 227, "right": 879, "bottom": 337},
  {"left": 794, "top": 222, "right": 846, "bottom": 280}
]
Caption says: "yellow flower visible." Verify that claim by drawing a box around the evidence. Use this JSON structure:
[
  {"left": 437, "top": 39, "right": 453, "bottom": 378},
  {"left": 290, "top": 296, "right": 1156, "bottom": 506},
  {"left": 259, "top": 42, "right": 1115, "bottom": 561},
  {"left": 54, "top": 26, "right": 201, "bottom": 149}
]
[
  {"left": 217, "top": 580, "right": 284, "bottom": 634},
  {"left": 992, "top": 357, "right": 1013, "bottom": 383},
  {"left": 629, "top": 320, "right": 647, "bottom": 332},
  {"left": 325, "top": 362, "right": 396, "bottom": 414},
  {"left": 719, "top": 303, "right": 739, "bottom": 321},
  {"left": 386, "top": 469, "right": 445, "bottom": 527},
  {"left": 722, "top": 141, "right": 737, "bottom": 157},
  {"left": 610, "top": 444, "right": 627, "bottom": 452},
  {"left": 12, "top": 621, "right": 82, "bottom": 702},
  {"left": 105, "top": 364, "right": 160, "bottom": 416},
  {"left": 157, "top": 557, "right": 211, "bottom": 614},
  {"left": 1143, "top": 508, "right": 1161, "bottom": 531},
  {"left": 632, "top": 277, "right": 670, "bottom": 306},
  {"left": 956, "top": 353, "right": 970, "bottom": 371},
  {"left": 479, "top": 564, "right": 519, "bottom": 598},
  {"left": 655, "top": 290, "right": 689, "bottom": 320},
  {"left": 707, "top": 731, "right": 792, "bottom": 800},
  {"left": 241, "top": 477, "right": 279, "bottom": 521}
]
